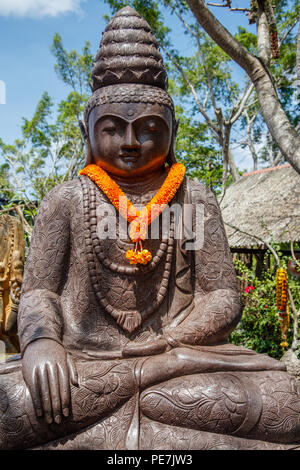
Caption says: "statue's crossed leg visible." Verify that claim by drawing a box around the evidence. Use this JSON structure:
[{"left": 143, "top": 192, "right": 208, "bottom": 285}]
[
  {"left": 1, "top": 348, "right": 300, "bottom": 449},
  {"left": 140, "top": 370, "right": 300, "bottom": 444}
]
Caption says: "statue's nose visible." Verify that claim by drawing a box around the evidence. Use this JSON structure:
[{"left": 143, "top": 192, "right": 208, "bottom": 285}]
[{"left": 121, "top": 123, "right": 141, "bottom": 150}]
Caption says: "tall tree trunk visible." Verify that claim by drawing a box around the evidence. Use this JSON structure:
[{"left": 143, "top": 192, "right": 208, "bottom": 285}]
[
  {"left": 186, "top": 0, "right": 300, "bottom": 176},
  {"left": 297, "top": 18, "right": 300, "bottom": 85}
]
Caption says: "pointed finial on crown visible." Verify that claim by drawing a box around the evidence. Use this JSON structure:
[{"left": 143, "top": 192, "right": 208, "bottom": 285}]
[{"left": 91, "top": 6, "right": 168, "bottom": 91}]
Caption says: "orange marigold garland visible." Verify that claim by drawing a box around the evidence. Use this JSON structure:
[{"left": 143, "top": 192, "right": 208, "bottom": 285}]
[
  {"left": 79, "top": 163, "right": 186, "bottom": 264},
  {"left": 276, "top": 267, "right": 290, "bottom": 348}
]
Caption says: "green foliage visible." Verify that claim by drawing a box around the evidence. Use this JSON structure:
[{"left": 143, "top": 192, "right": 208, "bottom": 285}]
[
  {"left": 0, "top": 36, "right": 91, "bottom": 203},
  {"left": 51, "top": 33, "right": 93, "bottom": 94},
  {"left": 0, "top": 163, "right": 14, "bottom": 201},
  {"left": 235, "top": 27, "right": 257, "bottom": 54},
  {"left": 174, "top": 105, "right": 224, "bottom": 189},
  {"left": 230, "top": 254, "right": 300, "bottom": 359}
]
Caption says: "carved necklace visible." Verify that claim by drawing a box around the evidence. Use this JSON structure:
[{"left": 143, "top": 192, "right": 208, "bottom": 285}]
[
  {"left": 80, "top": 176, "right": 176, "bottom": 333},
  {"left": 79, "top": 163, "right": 185, "bottom": 265}
]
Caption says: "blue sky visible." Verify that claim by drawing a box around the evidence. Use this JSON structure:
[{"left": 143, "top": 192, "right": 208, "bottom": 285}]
[{"left": 0, "top": 0, "right": 255, "bottom": 166}]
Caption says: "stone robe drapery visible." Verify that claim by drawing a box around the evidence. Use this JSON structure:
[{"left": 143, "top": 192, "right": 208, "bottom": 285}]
[
  {"left": 17, "top": 176, "right": 242, "bottom": 353},
  {"left": 1, "top": 176, "right": 300, "bottom": 450}
]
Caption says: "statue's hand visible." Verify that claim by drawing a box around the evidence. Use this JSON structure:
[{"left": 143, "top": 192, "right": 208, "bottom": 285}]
[
  {"left": 22, "top": 338, "right": 78, "bottom": 425},
  {"left": 116, "top": 311, "right": 142, "bottom": 334},
  {"left": 122, "top": 337, "right": 170, "bottom": 357}
]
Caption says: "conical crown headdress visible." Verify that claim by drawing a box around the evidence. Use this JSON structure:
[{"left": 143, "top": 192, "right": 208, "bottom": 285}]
[
  {"left": 84, "top": 6, "right": 174, "bottom": 127},
  {"left": 91, "top": 6, "right": 168, "bottom": 91}
]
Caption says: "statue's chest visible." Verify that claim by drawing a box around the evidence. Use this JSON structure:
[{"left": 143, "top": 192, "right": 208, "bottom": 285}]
[
  {"left": 95, "top": 219, "right": 170, "bottom": 311},
  {"left": 80, "top": 176, "right": 175, "bottom": 329}
]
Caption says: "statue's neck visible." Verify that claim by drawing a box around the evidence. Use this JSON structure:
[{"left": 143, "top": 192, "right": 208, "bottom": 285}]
[{"left": 110, "top": 166, "right": 168, "bottom": 197}]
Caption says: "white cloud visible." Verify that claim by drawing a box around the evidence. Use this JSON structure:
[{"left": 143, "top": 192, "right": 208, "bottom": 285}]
[{"left": 0, "top": 0, "right": 86, "bottom": 18}]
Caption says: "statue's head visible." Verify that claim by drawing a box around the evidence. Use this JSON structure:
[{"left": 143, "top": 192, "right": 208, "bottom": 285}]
[{"left": 81, "top": 7, "right": 177, "bottom": 180}]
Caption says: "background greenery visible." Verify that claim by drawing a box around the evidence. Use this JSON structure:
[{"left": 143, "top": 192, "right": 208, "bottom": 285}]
[{"left": 231, "top": 253, "right": 300, "bottom": 359}]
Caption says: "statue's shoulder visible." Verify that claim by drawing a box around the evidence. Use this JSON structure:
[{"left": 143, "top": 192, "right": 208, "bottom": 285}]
[
  {"left": 44, "top": 178, "right": 81, "bottom": 201},
  {"left": 38, "top": 179, "right": 82, "bottom": 217},
  {"left": 186, "top": 177, "right": 214, "bottom": 204}
]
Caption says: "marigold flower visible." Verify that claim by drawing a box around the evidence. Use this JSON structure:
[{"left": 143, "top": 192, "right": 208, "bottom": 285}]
[
  {"left": 79, "top": 163, "right": 185, "bottom": 264},
  {"left": 276, "top": 268, "right": 288, "bottom": 312},
  {"left": 125, "top": 249, "right": 152, "bottom": 265},
  {"left": 276, "top": 268, "right": 290, "bottom": 349}
]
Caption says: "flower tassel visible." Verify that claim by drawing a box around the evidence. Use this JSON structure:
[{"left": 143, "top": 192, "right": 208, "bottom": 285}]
[
  {"left": 126, "top": 242, "right": 152, "bottom": 265},
  {"left": 79, "top": 163, "right": 185, "bottom": 266},
  {"left": 276, "top": 268, "right": 289, "bottom": 348}
]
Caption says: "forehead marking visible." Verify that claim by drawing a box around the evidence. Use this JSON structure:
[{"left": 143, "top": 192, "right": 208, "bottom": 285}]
[{"left": 127, "top": 108, "right": 135, "bottom": 117}]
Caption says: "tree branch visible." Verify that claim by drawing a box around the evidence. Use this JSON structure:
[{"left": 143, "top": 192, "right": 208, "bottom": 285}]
[
  {"left": 290, "top": 239, "right": 300, "bottom": 269},
  {"left": 230, "top": 82, "right": 255, "bottom": 125},
  {"left": 14, "top": 205, "right": 33, "bottom": 238},
  {"left": 162, "top": 46, "right": 220, "bottom": 137},
  {"left": 289, "top": 287, "right": 300, "bottom": 351},
  {"left": 257, "top": 5, "right": 272, "bottom": 67},
  {"left": 278, "top": 17, "right": 299, "bottom": 48},
  {"left": 243, "top": 109, "right": 259, "bottom": 170},
  {"left": 207, "top": 2, "right": 250, "bottom": 11},
  {"left": 224, "top": 221, "right": 282, "bottom": 266},
  {"left": 288, "top": 239, "right": 300, "bottom": 350},
  {"left": 194, "top": 33, "right": 221, "bottom": 117}
]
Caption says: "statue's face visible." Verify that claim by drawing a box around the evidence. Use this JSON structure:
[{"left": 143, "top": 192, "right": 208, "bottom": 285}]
[{"left": 88, "top": 102, "right": 173, "bottom": 180}]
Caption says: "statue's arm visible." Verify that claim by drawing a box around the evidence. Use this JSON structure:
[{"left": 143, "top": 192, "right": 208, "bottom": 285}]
[
  {"left": 18, "top": 186, "right": 70, "bottom": 354},
  {"left": 17, "top": 186, "right": 79, "bottom": 424},
  {"left": 166, "top": 185, "right": 242, "bottom": 346}
]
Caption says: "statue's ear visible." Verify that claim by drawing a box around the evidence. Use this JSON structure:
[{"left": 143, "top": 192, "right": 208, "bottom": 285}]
[
  {"left": 79, "top": 120, "right": 94, "bottom": 166},
  {"left": 167, "top": 118, "right": 179, "bottom": 165},
  {"left": 174, "top": 119, "right": 179, "bottom": 138}
]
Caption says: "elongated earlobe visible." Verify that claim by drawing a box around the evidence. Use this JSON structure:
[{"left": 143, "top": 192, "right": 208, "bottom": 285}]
[
  {"left": 84, "top": 139, "right": 94, "bottom": 166},
  {"left": 79, "top": 120, "right": 94, "bottom": 166},
  {"left": 167, "top": 119, "right": 179, "bottom": 165},
  {"left": 79, "top": 120, "right": 88, "bottom": 141}
]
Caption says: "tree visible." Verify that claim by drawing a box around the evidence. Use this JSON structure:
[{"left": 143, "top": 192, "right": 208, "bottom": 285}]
[
  {"left": 0, "top": 163, "right": 14, "bottom": 203},
  {"left": 298, "top": 19, "right": 300, "bottom": 81}
]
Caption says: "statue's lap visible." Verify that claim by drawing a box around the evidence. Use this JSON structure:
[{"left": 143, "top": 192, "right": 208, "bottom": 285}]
[{"left": 1, "top": 352, "right": 300, "bottom": 449}]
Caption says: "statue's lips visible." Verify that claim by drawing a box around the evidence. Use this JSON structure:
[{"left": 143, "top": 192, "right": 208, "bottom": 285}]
[{"left": 119, "top": 153, "right": 140, "bottom": 162}]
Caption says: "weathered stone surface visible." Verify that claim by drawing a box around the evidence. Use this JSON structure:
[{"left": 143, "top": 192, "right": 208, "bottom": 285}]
[{"left": 1, "top": 6, "right": 300, "bottom": 451}]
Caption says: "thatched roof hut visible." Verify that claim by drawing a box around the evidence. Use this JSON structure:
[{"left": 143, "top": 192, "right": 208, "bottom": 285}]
[{"left": 219, "top": 164, "right": 300, "bottom": 252}]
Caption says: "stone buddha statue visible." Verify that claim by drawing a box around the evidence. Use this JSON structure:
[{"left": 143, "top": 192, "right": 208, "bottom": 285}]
[{"left": 1, "top": 7, "right": 300, "bottom": 450}]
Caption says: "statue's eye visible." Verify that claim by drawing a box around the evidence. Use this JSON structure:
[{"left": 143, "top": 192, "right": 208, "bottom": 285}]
[
  {"left": 145, "top": 122, "right": 158, "bottom": 132},
  {"left": 102, "top": 127, "right": 116, "bottom": 136}
]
